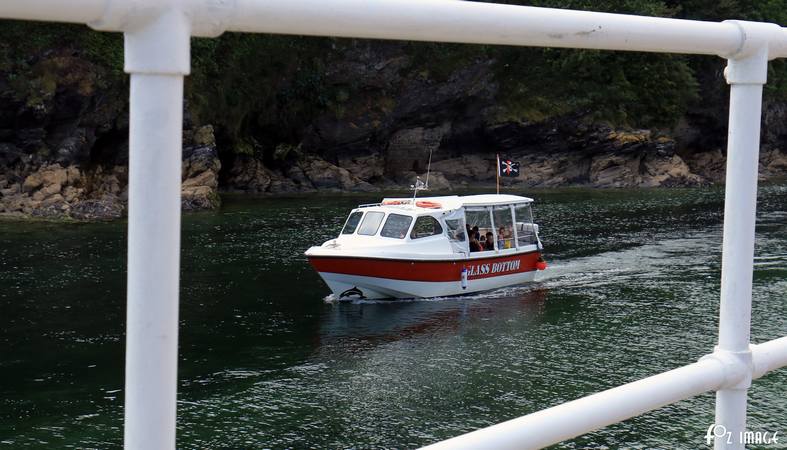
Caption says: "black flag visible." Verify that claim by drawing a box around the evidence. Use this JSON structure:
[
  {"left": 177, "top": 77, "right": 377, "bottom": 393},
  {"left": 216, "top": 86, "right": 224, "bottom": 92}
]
[{"left": 498, "top": 157, "right": 520, "bottom": 178}]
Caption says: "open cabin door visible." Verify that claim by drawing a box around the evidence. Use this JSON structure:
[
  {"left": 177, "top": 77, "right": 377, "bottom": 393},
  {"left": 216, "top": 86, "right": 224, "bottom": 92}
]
[{"left": 443, "top": 209, "right": 468, "bottom": 254}]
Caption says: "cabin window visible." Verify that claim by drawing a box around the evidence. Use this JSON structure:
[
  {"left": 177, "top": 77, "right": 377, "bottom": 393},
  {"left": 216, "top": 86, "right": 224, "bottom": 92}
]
[
  {"left": 465, "top": 208, "right": 494, "bottom": 251},
  {"left": 410, "top": 216, "right": 443, "bottom": 239},
  {"left": 380, "top": 213, "right": 413, "bottom": 239},
  {"left": 514, "top": 203, "right": 537, "bottom": 246},
  {"left": 357, "top": 211, "right": 385, "bottom": 236},
  {"left": 341, "top": 211, "right": 364, "bottom": 234},
  {"left": 493, "top": 206, "right": 515, "bottom": 250}
]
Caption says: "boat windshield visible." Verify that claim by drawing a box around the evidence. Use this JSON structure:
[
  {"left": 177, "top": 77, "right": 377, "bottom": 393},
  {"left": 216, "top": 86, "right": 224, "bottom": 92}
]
[
  {"left": 357, "top": 211, "right": 386, "bottom": 235},
  {"left": 341, "top": 211, "right": 364, "bottom": 235}
]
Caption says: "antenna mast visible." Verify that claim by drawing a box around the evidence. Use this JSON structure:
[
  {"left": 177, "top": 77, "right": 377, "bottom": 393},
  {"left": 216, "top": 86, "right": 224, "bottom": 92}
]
[
  {"left": 425, "top": 147, "right": 433, "bottom": 190},
  {"left": 411, "top": 147, "right": 433, "bottom": 201}
]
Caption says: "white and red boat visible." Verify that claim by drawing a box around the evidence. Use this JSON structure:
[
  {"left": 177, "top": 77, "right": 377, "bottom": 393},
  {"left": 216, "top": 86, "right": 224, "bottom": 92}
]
[{"left": 305, "top": 194, "right": 546, "bottom": 299}]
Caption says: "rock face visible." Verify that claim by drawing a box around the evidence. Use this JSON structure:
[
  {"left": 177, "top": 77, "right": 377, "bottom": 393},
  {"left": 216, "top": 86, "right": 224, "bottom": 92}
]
[
  {"left": 370, "top": 126, "right": 710, "bottom": 190},
  {"left": 0, "top": 50, "right": 224, "bottom": 220},
  {"left": 212, "top": 43, "right": 785, "bottom": 194},
  {"left": 297, "top": 156, "right": 376, "bottom": 192},
  {"left": 223, "top": 154, "right": 378, "bottom": 194},
  {"left": 1, "top": 43, "right": 786, "bottom": 220},
  {"left": 182, "top": 126, "right": 221, "bottom": 211},
  {"left": 0, "top": 125, "right": 222, "bottom": 220}
]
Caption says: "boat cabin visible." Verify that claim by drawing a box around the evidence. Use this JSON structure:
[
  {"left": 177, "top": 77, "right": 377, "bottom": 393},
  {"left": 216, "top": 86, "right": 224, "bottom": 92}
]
[
  {"left": 332, "top": 194, "right": 540, "bottom": 258},
  {"left": 307, "top": 193, "right": 545, "bottom": 299}
]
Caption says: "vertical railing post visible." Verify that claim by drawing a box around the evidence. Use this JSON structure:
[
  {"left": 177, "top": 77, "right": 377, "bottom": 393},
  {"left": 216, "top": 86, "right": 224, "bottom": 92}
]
[
  {"left": 122, "top": 9, "right": 191, "bottom": 450},
  {"left": 714, "top": 35, "right": 769, "bottom": 449}
]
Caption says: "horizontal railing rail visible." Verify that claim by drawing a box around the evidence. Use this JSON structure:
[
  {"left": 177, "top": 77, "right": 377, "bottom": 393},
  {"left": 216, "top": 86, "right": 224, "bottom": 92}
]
[
  {"left": 2, "top": 0, "right": 787, "bottom": 59},
  {"left": 421, "top": 338, "right": 787, "bottom": 449}
]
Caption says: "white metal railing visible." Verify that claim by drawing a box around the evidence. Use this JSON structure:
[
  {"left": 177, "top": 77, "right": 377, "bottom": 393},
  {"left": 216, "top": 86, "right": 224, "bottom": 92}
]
[{"left": 1, "top": 1, "right": 786, "bottom": 449}]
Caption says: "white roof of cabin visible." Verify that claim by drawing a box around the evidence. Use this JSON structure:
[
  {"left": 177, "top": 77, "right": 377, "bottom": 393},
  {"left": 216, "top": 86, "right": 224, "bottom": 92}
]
[
  {"left": 377, "top": 194, "right": 532, "bottom": 212},
  {"left": 459, "top": 194, "right": 533, "bottom": 206}
]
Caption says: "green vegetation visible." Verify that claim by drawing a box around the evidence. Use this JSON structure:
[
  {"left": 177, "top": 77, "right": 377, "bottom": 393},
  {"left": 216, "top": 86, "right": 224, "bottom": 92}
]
[
  {"left": 0, "top": 0, "right": 785, "bottom": 157},
  {"left": 488, "top": 0, "right": 787, "bottom": 122},
  {"left": 189, "top": 34, "right": 333, "bottom": 152},
  {"left": 0, "top": 21, "right": 123, "bottom": 78}
]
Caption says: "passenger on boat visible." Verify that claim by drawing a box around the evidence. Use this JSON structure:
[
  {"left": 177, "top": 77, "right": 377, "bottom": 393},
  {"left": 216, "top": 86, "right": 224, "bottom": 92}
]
[
  {"left": 471, "top": 226, "right": 481, "bottom": 241},
  {"left": 484, "top": 232, "right": 495, "bottom": 251},
  {"left": 469, "top": 233, "right": 482, "bottom": 252},
  {"left": 498, "top": 226, "right": 512, "bottom": 249}
]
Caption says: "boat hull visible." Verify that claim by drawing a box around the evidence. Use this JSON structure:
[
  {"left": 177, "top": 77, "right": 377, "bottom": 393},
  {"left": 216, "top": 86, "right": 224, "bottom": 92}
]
[{"left": 308, "top": 251, "right": 542, "bottom": 299}]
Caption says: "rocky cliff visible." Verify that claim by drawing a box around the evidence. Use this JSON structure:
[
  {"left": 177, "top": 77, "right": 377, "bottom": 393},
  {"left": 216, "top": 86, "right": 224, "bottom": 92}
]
[
  {"left": 1, "top": 32, "right": 786, "bottom": 220},
  {"left": 0, "top": 50, "right": 221, "bottom": 219}
]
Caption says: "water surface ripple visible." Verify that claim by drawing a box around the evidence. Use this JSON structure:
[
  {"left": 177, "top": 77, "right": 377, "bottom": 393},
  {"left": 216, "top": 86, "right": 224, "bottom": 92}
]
[{"left": 1, "top": 186, "right": 785, "bottom": 448}]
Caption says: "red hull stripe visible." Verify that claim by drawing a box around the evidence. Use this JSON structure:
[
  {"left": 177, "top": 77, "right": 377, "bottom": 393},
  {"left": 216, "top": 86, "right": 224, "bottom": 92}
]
[{"left": 308, "top": 251, "right": 542, "bottom": 282}]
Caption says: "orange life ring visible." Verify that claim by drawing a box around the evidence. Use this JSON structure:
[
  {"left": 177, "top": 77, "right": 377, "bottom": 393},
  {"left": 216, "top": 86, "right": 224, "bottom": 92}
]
[{"left": 415, "top": 200, "right": 442, "bottom": 209}]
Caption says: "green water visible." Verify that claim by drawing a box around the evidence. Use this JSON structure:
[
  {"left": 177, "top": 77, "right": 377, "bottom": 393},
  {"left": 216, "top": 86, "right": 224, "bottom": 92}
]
[{"left": 1, "top": 186, "right": 786, "bottom": 449}]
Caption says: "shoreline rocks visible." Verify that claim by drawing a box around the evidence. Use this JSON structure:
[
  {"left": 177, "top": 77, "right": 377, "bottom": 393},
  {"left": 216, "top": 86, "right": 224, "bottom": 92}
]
[
  {"left": 3, "top": 118, "right": 787, "bottom": 222},
  {"left": 0, "top": 126, "right": 222, "bottom": 220},
  {"left": 182, "top": 126, "right": 222, "bottom": 211}
]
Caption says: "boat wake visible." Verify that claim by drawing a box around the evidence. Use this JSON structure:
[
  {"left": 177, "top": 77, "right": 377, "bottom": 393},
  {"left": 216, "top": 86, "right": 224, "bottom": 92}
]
[{"left": 321, "top": 227, "right": 735, "bottom": 305}]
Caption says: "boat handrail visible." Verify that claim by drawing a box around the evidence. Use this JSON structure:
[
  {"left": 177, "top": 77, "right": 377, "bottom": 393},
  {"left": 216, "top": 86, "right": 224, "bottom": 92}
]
[{"left": 357, "top": 202, "right": 382, "bottom": 208}]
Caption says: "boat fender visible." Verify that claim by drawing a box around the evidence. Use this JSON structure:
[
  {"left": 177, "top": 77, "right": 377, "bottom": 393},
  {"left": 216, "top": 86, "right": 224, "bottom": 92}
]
[
  {"left": 460, "top": 267, "right": 468, "bottom": 289},
  {"left": 535, "top": 256, "right": 548, "bottom": 271}
]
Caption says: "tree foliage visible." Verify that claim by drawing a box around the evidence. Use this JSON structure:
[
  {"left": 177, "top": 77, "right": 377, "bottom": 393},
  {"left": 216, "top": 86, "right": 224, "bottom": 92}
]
[{"left": 0, "top": 0, "right": 785, "bottom": 150}]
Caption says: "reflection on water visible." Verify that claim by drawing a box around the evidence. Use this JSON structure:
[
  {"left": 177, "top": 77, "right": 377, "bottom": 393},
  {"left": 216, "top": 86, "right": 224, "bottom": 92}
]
[
  {"left": 321, "top": 288, "right": 549, "bottom": 342},
  {"left": 0, "top": 186, "right": 785, "bottom": 448}
]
